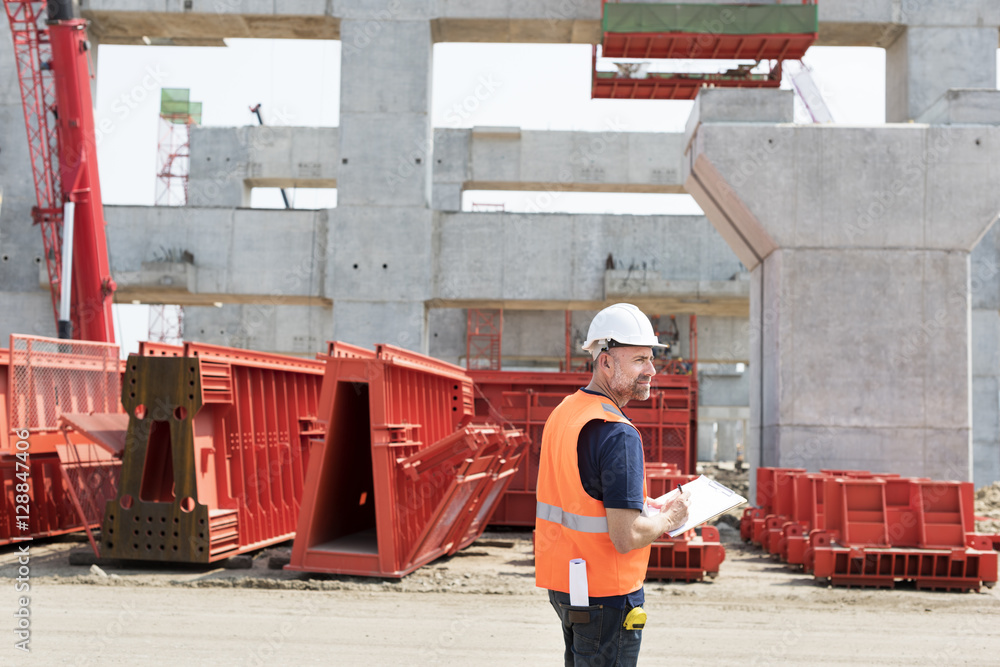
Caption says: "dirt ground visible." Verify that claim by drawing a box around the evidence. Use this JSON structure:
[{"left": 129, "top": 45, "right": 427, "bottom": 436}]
[{"left": 3, "top": 470, "right": 1000, "bottom": 665}]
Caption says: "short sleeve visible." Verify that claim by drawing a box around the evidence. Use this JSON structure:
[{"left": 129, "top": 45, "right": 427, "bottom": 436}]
[{"left": 577, "top": 420, "right": 645, "bottom": 511}]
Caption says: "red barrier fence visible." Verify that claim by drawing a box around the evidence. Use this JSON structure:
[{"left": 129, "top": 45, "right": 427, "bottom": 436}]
[
  {"left": 100, "top": 341, "right": 325, "bottom": 563},
  {"left": 1, "top": 335, "right": 123, "bottom": 547},
  {"left": 741, "top": 467, "right": 998, "bottom": 591},
  {"left": 287, "top": 344, "right": 527, "bottom": 578},
  {"left": 471, "top": 370, "right": 697, "bottom": 526}
]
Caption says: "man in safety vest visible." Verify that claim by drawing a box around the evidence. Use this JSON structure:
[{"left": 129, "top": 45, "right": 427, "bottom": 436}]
[{"left": 535, "top": 303, "right": 691, "bottom": 666}]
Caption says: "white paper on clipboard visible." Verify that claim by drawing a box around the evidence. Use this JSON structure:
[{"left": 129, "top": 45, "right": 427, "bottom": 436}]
[{"left": 642, "top": 475, "right": 747, "bottom": 537}]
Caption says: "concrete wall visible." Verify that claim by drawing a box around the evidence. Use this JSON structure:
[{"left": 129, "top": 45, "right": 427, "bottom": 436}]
[{"left": 972, "top": 224, "right": 1000, "bottom": 489}]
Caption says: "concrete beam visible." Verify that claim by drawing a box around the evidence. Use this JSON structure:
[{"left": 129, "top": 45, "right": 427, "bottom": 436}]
[
  {"left": 185, "top": 124, "right": 689, "bottom": 211},
  {"left": 105, "top": 206, "right": 330, "bottom": 306},
  {"left": 188, "top": 126, "right": 338, "bottom": 208},
  {"left": 434, "top": 211, "right": 745, "bottom": 314},
  {"left": 79, "top": 1, "right": 1000, "bottom": 47}
]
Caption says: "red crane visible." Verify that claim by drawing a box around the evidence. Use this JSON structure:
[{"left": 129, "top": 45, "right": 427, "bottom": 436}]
[{"left": 3, "top": 0, "right": 116, "bottom": 342}]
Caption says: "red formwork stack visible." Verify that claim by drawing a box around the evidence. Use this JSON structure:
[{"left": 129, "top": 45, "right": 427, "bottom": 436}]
[
  {"left": 287, "top": 343, "right": 527, "bottom": 578},
  {"left": 1, "top": 335, "right": 124, "bottom": 547},
  {"left": 100, "top": 341, "right": 326, "bottom": 563},
  {"left": 471, "top": 371, "right": 697, "bottom": 526},
  {"left": 643, "top": 463, "right": 726, "bottom": 581},
  {"left": 742, "top": 467, "right": 999, "bottom": 591}
]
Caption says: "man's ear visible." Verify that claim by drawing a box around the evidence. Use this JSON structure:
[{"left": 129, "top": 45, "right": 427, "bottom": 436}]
[{"left": 599, "top": 351, "right": 613, "bottom": 371}]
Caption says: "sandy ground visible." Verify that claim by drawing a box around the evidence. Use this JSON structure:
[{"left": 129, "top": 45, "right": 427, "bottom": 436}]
[{"left": 3, "top": 527, "right": 1000, "bottom": 666}]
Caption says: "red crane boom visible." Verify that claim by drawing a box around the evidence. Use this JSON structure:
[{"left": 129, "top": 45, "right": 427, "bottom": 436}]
[{"left": 4, "top": 0, "right": 116, "bottom": 342}]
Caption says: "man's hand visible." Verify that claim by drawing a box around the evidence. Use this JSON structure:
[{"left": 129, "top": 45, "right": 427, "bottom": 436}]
[
  {"left": 607, "top": 490, "right": 691, "bottom": 553},
  {"left": 658, "top": 490, "right": 691, "bottom": 533}
]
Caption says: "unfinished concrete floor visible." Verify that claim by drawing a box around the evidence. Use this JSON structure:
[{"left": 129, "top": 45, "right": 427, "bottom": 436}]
[{"left": 4, "top": 528, "right": 1000, "bottom": 666}]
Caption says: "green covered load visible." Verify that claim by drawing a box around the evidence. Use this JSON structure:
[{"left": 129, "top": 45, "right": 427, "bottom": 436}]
[{"left": 603, "top": 3, "right": 818, "bottom": 36}]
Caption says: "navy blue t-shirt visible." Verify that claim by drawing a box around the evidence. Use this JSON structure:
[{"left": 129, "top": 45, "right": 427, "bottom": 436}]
[{"left": 575, "top": 388, "right": 646, "bottom": 610}]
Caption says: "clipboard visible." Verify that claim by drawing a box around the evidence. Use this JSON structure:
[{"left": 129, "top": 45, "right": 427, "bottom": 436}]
[{"left": 643, "top": 475, "right": 747, "bottom": 537}]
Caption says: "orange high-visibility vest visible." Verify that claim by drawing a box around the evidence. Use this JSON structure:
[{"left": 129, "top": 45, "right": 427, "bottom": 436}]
[{"left": 535, "top": 390, "right": 649, "bottom": 597}]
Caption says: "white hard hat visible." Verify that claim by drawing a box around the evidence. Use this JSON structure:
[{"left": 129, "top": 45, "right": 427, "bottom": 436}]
[{"left": 582, "top": 303, "right": 666, "bottom": 359}]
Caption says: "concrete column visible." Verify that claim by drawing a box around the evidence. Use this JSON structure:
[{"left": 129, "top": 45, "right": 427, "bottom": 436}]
[
  {"left": 886, "top": 26, "right": 998, "bottom": 122},
  {"left": 697, "top": 421, "right": 716, "bottom": 463},
  {"left": 972, "top": 224, "right": 1000, "bottom": 488},
  {"left": 331, "top": 8, "right": 434, "bottom": 351},
  {"left": 716, "top": 420, "right": 740, "bottom": 462},
  {"left": 684, "top": 88, "right": 1000, "bottom": 482}
]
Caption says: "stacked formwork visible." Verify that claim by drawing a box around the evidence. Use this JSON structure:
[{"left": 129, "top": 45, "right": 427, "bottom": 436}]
[
  {"left": 471, "top": 371, "right": 697, "bottom": 526},
  {"left": 1, "top": 335, "right": 123, "bottom": 546},
  {"left": 288, "top": 343, "right": 527, "bottom": 578},
  {"left": 101, "top": 341, "right": 325, "bottom": 563},
  {"left": 741, "top": 467, "right": 999, "bottom": 591}
]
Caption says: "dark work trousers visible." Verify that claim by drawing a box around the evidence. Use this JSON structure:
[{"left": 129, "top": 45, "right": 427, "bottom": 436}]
[{"left": 548, "top": 589, "right": 642, "bottom": 667}]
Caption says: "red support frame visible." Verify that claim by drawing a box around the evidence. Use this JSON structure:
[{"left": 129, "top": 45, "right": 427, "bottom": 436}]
[{"left": 4, "top": 2, "right": 116, "bottom": 341}]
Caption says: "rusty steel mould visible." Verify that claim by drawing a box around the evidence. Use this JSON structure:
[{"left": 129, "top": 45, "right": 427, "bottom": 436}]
[
  {"left": 287, "top": 343, "right": 527, "bottom": 578},
  {"left": 101, "top": 341, "right": 325, "bottom": 563}
]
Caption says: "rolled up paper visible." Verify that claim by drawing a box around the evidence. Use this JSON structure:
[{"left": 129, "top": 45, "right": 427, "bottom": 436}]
[{"left": 569, "top": 558, "right": 589, "bottom": 606}]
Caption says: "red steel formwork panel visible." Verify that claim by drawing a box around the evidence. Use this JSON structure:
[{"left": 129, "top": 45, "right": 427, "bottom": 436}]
[
  {"left": 740, "top": 466, "right": 805, "bottom": 546},
  {"left": 101, "top": 341, "right": 325, "bottom": 563},
  {"left": 1, "top": 335, "right": 123, "bottom": 546},
  {"left": 647, "top": 526, "right": 726, "bottom": 582},
  {"left": 287, "top": 344, "right": 527, "bottom": 578},
  {"left": 472, "top": 370, "right": 696, "bottom": 526},
  {"left": 792, "top": 474, "right": 998, "bottom": 590},
  {"left": 644, "top": 464, "right": 725, "bottom": 581},
  {"left": 807, "top": 533, "right": 998, "bottom": 592}
]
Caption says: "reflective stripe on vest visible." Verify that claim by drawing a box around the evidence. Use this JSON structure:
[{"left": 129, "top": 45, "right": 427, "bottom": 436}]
[{"left": 535, "top": 500, "right": 609, "bottom": 534}]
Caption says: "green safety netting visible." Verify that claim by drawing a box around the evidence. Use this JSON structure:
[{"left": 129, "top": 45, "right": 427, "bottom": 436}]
[
  {"left": 160, "top": 88, "right": 202, "bottom": 124},
  {"left": 603, "top": 3, "right": 818, "bottom": 35}
]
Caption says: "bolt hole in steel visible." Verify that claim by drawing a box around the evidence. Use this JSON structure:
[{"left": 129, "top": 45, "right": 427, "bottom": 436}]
[
  {"left": 134, "top": 404, "right": 146, "bottom": 419},
  {"left": 174, "top": 405, "right": 187, "bottom": 420},
  {"left": 180, "top": 497, "right": 196, "bottom": 513},
  {"left": 133, "top": 529, "right": 138, "bottom": 536},
  {"left": 106, "top": 542, "right": 113, "bottom": 549},
  {"left": 120, "top": 494, "right": 133, "bottom": 509}
]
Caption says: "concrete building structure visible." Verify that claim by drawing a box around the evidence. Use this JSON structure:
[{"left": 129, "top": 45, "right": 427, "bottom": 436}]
[{"left": 1, "top": 1, "right": 998, "bottom": 486}]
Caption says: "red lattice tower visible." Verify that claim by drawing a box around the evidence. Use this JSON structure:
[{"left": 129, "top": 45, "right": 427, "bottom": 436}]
[
  {"left": 155, "top": 88, "right": 201, "bottom": 206},
  {"left": 3, "top": 1, "right": 64, "bottom": 323}
]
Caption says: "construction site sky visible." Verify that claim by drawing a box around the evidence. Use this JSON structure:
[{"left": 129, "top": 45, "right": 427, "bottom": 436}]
[{"left": 3, "top": 0, "right": 1000, "bottom": 493}]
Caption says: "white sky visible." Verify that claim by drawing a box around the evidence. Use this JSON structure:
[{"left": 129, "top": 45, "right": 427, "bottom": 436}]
[
  {"left": 92, "top": 41, "right": 997, "bottom": 351},
  {"left": 94, "top": 41, "right": 893, "bottom": 210}
]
